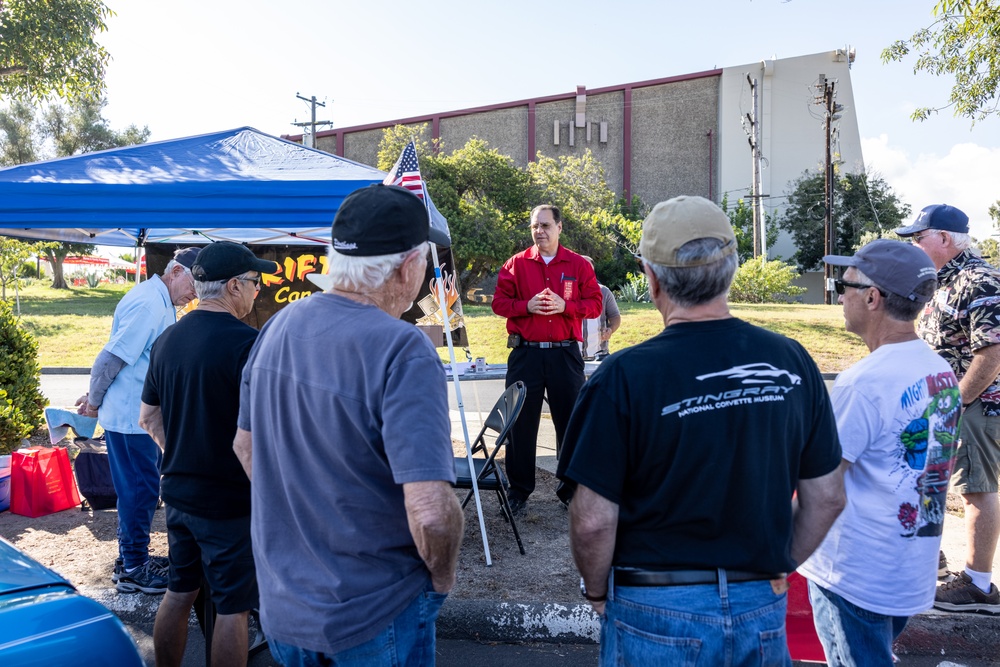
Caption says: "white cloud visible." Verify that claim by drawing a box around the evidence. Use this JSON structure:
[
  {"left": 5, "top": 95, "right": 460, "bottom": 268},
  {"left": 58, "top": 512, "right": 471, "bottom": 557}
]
[{"left": 863, "top": 135, "right": 1000, "bottom": 239}]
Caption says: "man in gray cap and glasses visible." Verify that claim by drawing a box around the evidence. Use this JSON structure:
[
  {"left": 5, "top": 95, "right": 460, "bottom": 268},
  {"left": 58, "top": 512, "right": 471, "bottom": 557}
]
[
  {"left": 558, "top": 195, "right": 845, "bottom": 666},
  {"left": 800, "top": 239, "right": 960, "bottom": 665},
  {"left": 234, "top": 184, "right": 463, "bottom": 666},
  {"left": 896, "top": 204, "right": 1000, "bottom": 613}
]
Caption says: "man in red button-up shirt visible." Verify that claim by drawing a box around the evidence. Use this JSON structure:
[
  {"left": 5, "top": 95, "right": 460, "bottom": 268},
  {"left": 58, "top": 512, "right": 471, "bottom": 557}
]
[{"left": 492, "top": 204, "right": 603, "bottom": 513}]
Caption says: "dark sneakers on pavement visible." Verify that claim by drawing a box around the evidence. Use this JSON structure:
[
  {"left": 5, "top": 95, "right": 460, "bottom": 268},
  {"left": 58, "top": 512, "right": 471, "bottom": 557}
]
[
  {"left": 116, "top": 559, "right": 169, "bottom": 594},
  {"left": 111, "top": 554, "right": 169, "bottom": 583},
  {"left": 934, "top": 571, "right": 1000, "bottom": 614}
]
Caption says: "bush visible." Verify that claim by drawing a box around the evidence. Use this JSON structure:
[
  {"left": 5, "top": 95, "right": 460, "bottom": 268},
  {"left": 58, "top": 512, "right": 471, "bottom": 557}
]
[
  {"left": 616, "top": 272, "right": 650, "bottom": 303},
  {"left": 0, "top": 300, "right": 45, "bottom": 454},
  {"left": 730, "top": 257, "right": 807, "bottom": 304}
]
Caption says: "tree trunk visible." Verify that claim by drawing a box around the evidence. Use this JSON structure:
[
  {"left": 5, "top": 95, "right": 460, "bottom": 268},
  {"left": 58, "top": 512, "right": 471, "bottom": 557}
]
[{"left": 50, "top": 258, "right": 68, "bottom": 289}]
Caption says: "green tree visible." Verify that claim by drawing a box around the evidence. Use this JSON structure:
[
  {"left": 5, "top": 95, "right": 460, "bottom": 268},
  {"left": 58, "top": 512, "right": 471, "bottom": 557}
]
[
  {"left": 375, "top": 123, "right": 438, "bottom": 171},
  {"left": 989, "top": 199, "right": 1000, "bottom": 228},
  {"left": 0, "top": 98, "right": 148, "bottom": 287},
  {"left": 978, "top": 237, "right": 1000, "bottom": 266},
  {"left": 0, "top": 236, "right": 42, "bottom": 302},
  {"left": 0, "top": 0, "right": 113, "bottom": 103},
  {"left": 882, "top": 0, "right": 1000, "bottom": 123},
  {"left": 720, "top": 194, "right": 780, "bottom": 263},
  {"left": 428, "top": 138, "right": 533, "bottom": 287},
  {"left": 0, "top": 100, "right": 38, "bottom": 164},
  {"left": 40, "top": 97, "right": 149, "bottom": 154},
  {"left": 779, "top": 170, "right": 911, "bottom": 271}
]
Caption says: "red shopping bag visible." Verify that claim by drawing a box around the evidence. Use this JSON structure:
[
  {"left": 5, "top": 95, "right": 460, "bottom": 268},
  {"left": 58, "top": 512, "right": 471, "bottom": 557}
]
[
  {"left": 10, "top": 446, "right": 81, "bottom": 517},
  {"left": 786, "top": 571, "right": 825, "bottom": 662}
]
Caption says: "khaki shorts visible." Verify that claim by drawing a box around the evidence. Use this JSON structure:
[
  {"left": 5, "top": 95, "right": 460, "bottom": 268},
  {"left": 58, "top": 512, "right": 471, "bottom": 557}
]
[{"left": 952, "top": 399, "right": 1000, "bottom": 495}]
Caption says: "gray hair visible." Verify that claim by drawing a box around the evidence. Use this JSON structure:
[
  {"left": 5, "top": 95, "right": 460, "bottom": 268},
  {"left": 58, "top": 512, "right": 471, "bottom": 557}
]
[
  {"left": 645, "top": 238, "right": 738, "bottom": 307},
  {"left": 853, "top": 268, "right": 936, "bottom": 322},
  {"left": 163, "top": 259, "right": 191, "bottom": 276},
  {"left": 326, "top": 242, "right": 428, "bottom": 292},
  {"left": 947, "top": 231, "right": 972, "bottom": 251},
  {"left": 194, "top": 271, "right": 256, "bottom": 301}
]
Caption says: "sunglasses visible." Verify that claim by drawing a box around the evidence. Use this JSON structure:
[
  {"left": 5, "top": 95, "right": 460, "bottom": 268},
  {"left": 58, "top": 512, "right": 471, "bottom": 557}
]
[
  {"left": 239, "top": 275, "right": 262, "bottom": 290},
  {"left": 834, "top": 279, "right": 886, "bottom": 297},
  {"left": 910, "top": 231, "right": 940, "bottom": 245}
]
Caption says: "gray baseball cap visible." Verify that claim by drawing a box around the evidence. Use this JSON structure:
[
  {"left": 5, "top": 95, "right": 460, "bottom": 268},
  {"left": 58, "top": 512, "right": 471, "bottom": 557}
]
[{"left": 824, "top": 239, "right": 938, "bottom": 303}]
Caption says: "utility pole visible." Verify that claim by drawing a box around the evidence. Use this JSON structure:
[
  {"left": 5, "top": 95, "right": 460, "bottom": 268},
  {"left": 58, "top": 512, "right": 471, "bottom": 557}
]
[
  {"left": 817, "top": 75, "right": 842, "bottom": 305},
  {"left": 293, "top": 93, "right": 332, "bottom": 148},
  {"left": 744, "top": 74, "right": 766, "bottom": 258}
]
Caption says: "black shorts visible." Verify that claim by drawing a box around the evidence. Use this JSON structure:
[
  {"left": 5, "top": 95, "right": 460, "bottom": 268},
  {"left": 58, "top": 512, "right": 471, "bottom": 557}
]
[{"left": 165, "top": 505, "right": 259, "bottom": 615}]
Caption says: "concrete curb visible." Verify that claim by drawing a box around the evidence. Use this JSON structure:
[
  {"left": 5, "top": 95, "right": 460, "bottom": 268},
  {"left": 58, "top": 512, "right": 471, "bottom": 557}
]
[
  {"left": 437, "top": 600, "right": 599, "bottom": 643},
  {"left": 87, "top": 586, "right": 1000, "bottom": 659}
]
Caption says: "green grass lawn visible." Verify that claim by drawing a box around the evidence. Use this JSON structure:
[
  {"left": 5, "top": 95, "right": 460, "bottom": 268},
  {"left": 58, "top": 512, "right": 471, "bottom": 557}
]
[
  {"left": 454, "top": 303, "right": 866, "bottom": 373},
  {"left": 9, "top": 281, "right": 868, "bottom": 373}
]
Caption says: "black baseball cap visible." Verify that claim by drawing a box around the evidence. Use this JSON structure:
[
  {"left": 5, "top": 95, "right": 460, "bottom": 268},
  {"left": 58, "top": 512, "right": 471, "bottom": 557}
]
[
  {"left": 191, "top": 241, "right": 278, "bottom": 282},
  {"left": 331, "top": 184, "right": 450, "bottom": 256},
  {"left": 824, "top": 239, "right": 938, "bottom": 303}
]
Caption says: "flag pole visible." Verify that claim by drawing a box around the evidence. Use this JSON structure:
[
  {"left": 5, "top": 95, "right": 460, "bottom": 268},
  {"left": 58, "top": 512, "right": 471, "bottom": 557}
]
[
  {"left": 389, "top": 140, "right": 492, "bottom": 565},
  {"left": 430, "top": 244, "right": 493, "bottom": 565}
]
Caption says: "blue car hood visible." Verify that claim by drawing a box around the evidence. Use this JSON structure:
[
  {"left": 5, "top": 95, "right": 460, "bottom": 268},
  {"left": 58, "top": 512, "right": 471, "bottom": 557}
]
[{"left": 0, "top": 538, "right": 68, "bottom": 595}]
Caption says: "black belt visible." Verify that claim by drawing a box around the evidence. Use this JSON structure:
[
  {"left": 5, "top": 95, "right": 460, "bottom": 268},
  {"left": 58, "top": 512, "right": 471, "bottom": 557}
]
[
  {"left": 519, "top": 340, "right": 575, "bottom": 349},
  {"left": 614, "top": 568, "right": 781, "bottom": 587}
]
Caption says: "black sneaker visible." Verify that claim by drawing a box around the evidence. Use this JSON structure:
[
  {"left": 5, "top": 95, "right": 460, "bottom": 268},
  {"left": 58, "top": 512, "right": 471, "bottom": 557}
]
[
  {"left": 116, "top": 560, "right": 168, "bottom": 595},
  {"left": 149, "top": 555, "right": 170, "bottom": 573},
  {"left": 507, "top": 496, "right": 526, "bottom": 517},
  {"left": 934, "top": 571, "right": 1000, "bottom": 614},
  {"left": 111, "top": 557, "right": 124, "bottom": 583}
]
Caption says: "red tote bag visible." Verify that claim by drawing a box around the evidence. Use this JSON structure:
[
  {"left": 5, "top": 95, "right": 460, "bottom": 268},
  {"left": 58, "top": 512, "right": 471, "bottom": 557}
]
[
  {"left": 10, "top": 446, "right": 81, "bottom": 518},
  {"left": 786, "top": 571, "right": 825, "bottom": 662}
]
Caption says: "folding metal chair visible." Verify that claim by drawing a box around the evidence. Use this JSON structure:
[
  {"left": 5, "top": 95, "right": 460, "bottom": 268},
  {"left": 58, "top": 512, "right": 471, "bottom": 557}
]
[{"left": 453, "top": 381, "right": 527, "bottom": 555}]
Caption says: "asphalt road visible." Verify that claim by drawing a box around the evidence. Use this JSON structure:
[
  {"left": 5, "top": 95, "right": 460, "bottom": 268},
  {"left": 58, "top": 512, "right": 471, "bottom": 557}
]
[{"left": 123, "top": 622, "right": 1000, "bottom": 667}]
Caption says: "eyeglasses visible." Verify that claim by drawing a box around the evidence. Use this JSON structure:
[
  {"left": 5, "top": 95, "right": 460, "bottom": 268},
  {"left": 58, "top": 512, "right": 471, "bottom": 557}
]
[
  {"left": 834, "top": 279, "right": 886, "bottom": 297},
  {"left": 239, "top": 275, "right": 262, "bottom": 291},
  {"left": 910, "top": 231, "right": 939, "bottom": 245}
]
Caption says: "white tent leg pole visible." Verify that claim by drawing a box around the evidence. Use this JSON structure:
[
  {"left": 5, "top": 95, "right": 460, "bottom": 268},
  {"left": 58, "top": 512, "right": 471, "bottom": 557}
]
[{"left": 430, "top": 244, "right": 491, "bottom": 565}]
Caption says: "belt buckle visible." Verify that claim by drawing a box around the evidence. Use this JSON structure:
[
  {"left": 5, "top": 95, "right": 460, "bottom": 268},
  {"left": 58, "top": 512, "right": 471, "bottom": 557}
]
[{"left": 539, "top": 342, "right": 552, "bottom": 349}]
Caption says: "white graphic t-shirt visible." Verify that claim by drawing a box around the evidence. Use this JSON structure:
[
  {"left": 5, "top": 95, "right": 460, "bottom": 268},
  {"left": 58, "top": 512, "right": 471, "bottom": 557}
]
[{"left": 799, "top": 339, "right": 960, "bottom": 616}]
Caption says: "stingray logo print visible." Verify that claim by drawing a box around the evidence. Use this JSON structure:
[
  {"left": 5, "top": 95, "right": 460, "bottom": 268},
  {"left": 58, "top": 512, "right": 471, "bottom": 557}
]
[{"left": 696, "top": 363, "right": 802, "bottom": 386}]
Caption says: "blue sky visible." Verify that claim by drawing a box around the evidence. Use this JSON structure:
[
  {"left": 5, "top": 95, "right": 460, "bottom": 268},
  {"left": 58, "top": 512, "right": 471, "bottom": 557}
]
[{"left": 98, "top": 0, "right": 1000, "bottom": 238}]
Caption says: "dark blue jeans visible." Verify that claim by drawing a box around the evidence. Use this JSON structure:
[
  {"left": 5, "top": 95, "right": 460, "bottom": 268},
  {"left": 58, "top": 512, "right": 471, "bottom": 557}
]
[
  {"left": 105, "top": 430, "right": 161, "bottom": 570},
  {"left": 269, "top": 583, "right": 446, "bottom": 666},
  {"left": 601, "top": 569, "right": 791, "bottom": 666},
  {"left": 808, "top": 581, "right": 908, "bottom": 667}
]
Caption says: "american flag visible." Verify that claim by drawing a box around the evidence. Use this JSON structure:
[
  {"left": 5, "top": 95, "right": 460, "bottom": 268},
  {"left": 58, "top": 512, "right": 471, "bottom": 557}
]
[{"left": 383, "top": 141, "right": 426, "bottom": 200}]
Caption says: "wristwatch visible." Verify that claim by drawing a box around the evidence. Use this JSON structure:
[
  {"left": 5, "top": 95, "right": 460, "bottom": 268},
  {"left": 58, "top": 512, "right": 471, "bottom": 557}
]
[{"left": 579, "top": 577, "right": 607, "bottom": 602}]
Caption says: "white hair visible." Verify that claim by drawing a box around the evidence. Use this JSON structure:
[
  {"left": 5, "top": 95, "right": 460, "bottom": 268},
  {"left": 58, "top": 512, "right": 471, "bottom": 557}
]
[
  {"left": 326, "top": 242, "right": 428, "bottom": 292},
  {"left": 162, "top": 259, "right": 191, "bottom": 276},
  {"left": 947, "top": 231, "right": 972, "bottom": 251},
  {"left": 194, "top": 271, "right": 256, "bottom": 300}
]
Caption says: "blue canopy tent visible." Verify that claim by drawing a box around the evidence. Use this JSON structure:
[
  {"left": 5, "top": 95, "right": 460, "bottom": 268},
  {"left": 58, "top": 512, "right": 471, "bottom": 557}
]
[{"left": 0, "top": 126, "right": 451, "bottom": 246}]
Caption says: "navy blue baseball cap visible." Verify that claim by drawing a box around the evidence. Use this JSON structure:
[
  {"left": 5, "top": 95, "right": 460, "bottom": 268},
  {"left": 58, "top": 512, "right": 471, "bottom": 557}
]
[{"left": 894, "top": 204, "right": 969, "bottom": 236}]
